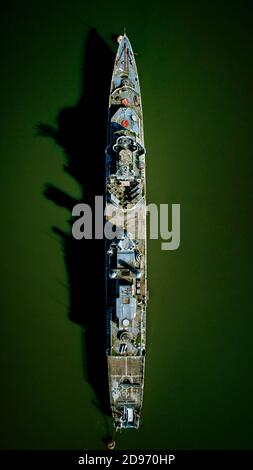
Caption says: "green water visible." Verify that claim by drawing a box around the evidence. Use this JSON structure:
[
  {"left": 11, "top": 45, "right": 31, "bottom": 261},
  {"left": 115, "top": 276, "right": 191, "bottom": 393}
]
[{"left": 1, "top": 0, "right": 253, "bottom": 450}]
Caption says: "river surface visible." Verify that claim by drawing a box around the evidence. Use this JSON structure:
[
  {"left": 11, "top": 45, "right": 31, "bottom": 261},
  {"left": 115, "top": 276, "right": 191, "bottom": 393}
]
[{"left": 0, "top": 0, "right": 253, "bottom": 450}]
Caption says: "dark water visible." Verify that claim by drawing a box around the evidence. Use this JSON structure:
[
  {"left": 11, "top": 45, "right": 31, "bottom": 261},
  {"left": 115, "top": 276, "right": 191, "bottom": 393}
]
[{"left": 0, "top": 0, "right": 253, "bottom": 450}]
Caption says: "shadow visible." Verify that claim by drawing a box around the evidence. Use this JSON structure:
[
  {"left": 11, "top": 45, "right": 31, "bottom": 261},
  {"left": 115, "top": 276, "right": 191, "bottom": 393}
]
[{"left": 37, "top": 29, "right": 115, "bottom": 420}]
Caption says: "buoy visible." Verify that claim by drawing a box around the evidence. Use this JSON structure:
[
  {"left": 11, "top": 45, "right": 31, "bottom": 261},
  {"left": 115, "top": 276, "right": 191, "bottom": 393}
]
[
  {"left": 121, "top": 119, "right": 129, "bottom": 128},
  {"left": 107, "top": 440, "right": 116, "bottom": 450},
  {"left": 121, "top": 98, "right": 129, "bottom": 106}
]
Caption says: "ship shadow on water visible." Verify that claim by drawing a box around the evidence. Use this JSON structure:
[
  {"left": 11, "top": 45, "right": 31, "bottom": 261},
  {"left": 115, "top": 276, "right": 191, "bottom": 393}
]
[{"left": 37, "top": 29, "right": 115, "bottom": 438}]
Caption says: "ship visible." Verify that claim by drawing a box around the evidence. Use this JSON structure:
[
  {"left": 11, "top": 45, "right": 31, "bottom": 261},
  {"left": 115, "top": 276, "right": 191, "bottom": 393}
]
[{"left": 105, "top": 33, "right": 147, "bottom": 430}]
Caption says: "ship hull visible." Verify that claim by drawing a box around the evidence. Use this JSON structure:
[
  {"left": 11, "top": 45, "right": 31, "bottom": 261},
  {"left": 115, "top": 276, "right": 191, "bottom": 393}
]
[{"left": 105, "top": 34, "right": 147, "bottom": 430}]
